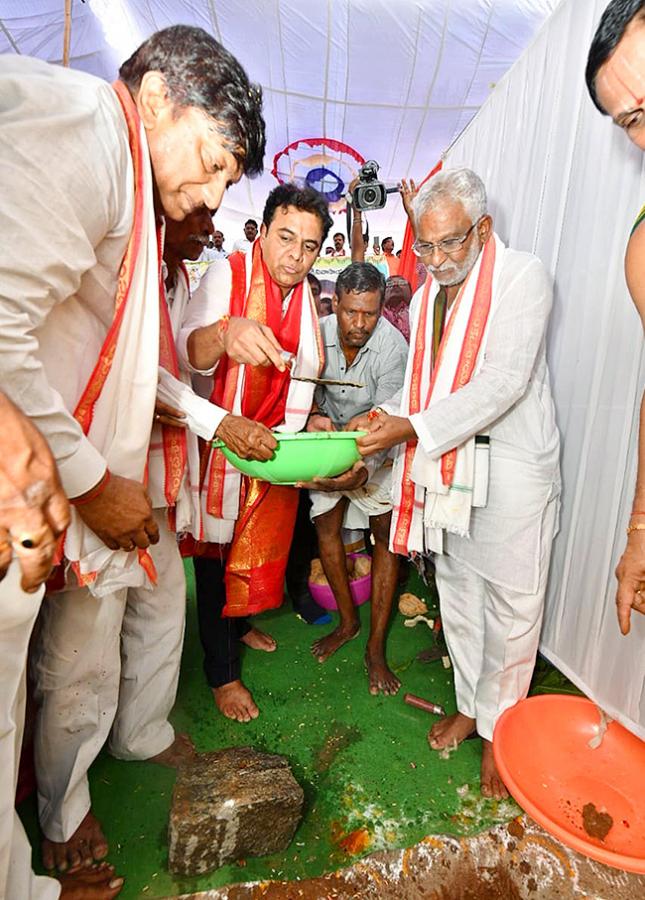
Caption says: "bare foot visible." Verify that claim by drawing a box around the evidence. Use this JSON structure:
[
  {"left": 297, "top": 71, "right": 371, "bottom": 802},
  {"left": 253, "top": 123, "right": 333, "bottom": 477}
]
[
  {"left": 42, "top": 810, "right": 108, "bottom": 873},
  {"left": 427, "top": 712, "right": 476, "bottom": 751},
  {"left": 365, "top": 649, "right": 401, "bottom": 696},
  {"left": 148, "top": 732, "right": 196, "bottom": 768},
  {"left": 311, "top": 623, "right": 360, "bottom": 663},
  {"left": 59, "top": 862, "right": 123, "bottom": 899},
  {"left": 212, "top": 680, "right": 259, "bottom": 723},
  {"left": 480, "top": 739, "right": 509, "bottom": 800},
  {"left": 240, "top": 626, "right": 277, "bottom": 652}
]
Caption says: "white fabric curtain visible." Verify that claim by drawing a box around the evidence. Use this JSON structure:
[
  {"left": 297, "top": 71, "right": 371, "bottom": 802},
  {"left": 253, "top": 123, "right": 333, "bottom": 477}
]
[{"left": 445, "top": 0, "right": 645, "bottom": 737}]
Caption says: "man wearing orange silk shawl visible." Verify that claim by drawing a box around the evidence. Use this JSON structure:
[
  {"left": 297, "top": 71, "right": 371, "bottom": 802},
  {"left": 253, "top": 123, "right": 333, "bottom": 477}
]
[{"left": 178, "top": 184, "right": 332, "bottom": 723}]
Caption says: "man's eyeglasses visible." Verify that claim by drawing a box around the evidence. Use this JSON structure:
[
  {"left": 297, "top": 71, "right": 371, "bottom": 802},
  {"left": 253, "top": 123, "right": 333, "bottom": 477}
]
[{"left": 412, "top": 219, "right": 481, "bottom": 258}]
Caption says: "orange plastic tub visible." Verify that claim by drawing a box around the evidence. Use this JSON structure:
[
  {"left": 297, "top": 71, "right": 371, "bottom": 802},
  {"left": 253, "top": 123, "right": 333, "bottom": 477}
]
[{"left": 493, "top": 694, "right": 645, "bottom": 873}]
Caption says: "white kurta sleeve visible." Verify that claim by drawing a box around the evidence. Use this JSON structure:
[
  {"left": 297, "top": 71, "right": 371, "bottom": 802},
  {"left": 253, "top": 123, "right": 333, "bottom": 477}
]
[
  {"left": 156, "top": 369, "right": 227, "bottom": 441},
  {"left": 410, "top": 257, "right": 552, "bottom": 459},
  {"left": 380, "top": 388, "right": 404, "bottom": 415},
  {"left": 177, "top": 261, "right": 233, "bottom": 375},
  {"left": 0, "top": 67, "right": 129, "bottom": 498}
]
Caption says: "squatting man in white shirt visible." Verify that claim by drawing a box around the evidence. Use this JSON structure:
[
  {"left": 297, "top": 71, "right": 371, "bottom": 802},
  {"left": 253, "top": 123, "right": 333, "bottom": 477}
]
[{"left": 353, "top": 168, "right": 561, "bottom": 800}]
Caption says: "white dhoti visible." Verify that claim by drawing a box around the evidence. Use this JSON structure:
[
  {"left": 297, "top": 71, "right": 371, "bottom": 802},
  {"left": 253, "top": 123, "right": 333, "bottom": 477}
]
[
  {"left": 309, "top": 461, "right": 393, "bottom": 529},
  {"left": 0, "top": 563, "right": 59, "bottom": 900},
  {"left": 33, "top": 509, "right": 186, "bottom": 842},
  {"left": 433, "top": 496, "right": 558, "bottom": 742}
]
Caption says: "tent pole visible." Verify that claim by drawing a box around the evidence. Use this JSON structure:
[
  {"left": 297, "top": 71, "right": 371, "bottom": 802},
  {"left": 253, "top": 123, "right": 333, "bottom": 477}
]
[{"left": 63, "top": 0, "right": 72, "bottom": 67}]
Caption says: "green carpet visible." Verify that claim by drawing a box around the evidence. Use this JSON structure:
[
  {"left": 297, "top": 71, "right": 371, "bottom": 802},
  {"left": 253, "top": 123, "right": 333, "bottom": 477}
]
[{"left": 19, "top": 561, "right": 578, "bottom": 899}]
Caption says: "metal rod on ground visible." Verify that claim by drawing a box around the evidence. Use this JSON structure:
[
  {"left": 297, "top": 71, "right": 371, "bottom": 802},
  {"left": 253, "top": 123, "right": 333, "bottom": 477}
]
[
  {"left": 63, "top": 0, "right": 72, "bottom": 67},
  {"left": 404, "top": 693, "right": 446, "bottom": 717}
]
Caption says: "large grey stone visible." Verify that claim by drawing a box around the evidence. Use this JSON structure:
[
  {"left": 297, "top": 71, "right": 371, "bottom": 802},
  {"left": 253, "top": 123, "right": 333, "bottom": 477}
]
[{"left": 168, "top": 746, "right": 304, "bottom": 876}]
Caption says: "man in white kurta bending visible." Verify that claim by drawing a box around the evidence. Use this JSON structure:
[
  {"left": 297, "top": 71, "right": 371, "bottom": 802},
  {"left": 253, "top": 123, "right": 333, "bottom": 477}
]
[
  {"left": 355, "top": 169, "right": 560, "bottom": 799},
  {"left": 0, "top": 24, "right": 266, "bottom": 890}
]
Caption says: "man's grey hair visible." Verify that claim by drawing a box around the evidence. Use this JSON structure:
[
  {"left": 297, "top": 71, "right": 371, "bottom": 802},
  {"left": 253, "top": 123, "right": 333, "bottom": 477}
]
[{"left": 412, "top": 168, "right": 487, "bottom": 225}]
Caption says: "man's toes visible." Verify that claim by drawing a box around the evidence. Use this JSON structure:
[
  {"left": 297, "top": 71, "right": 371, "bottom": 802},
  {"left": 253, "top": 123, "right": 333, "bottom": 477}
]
[
  {"left": 90, "top": 838, "right": 109, "bottom": 861},
  {"left": 80, "top": 864, "right": 117, "bottom": 883},
  {"left": 55, "top": 846, "right": 70, "bottom": 873},
  {"left": 59, "top": 864, "right": 124, "bottom": 899},
  {"left": 88, "top": 863, "right": 115, "bottom": 877},
  {"left": 493, "top": 778, "right": 509, "bottom": 800},
  {"left": 220, "top": 704, "right": 235, "bottom": 720},
  {"left": 42, "top": 842, "right": 55, "bottom": 871},
  {"left": 245, "top": 701, "right": 259, "bottom": 720},
  {"left": 67, "top": 847, "right": 83, "bottom": 870}
]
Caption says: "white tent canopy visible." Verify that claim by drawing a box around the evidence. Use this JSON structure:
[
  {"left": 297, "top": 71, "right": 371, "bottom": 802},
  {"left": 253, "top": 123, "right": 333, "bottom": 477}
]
[{"left": 0, "top": 0, "right": 558, "bottom": 246}]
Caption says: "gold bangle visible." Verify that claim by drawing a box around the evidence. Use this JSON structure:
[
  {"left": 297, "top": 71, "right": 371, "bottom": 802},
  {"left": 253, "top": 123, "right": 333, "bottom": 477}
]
[{"left": 626, "top": 523, "right": 645, "bottom": 535}]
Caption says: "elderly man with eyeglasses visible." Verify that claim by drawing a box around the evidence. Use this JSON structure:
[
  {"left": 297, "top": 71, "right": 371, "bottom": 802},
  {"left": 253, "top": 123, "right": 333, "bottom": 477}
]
[{"left": 351, "top": 168, "right": 561, "bottom": 800}]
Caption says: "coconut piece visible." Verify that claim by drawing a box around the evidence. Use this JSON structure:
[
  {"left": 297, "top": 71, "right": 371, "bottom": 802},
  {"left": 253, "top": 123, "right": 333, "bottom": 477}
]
[
  {"left": 352, "top": 556, "right": 372, "bottom": 578},
  {"left": 398, "top": 592, "right": 428, "bottom": 617},
  {"left": 309, "top": 558, "right": 328, "bottom": 586},
  {"left": 403, "top": 614, "right": 434, "bottom": 631},
  {"left": 437, "top": 738, "right": 459, "bottom": 760}
]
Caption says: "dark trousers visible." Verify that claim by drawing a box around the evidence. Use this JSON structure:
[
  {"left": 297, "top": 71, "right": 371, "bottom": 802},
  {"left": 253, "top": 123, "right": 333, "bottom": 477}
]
[
  {"left": 194, "top": 555, "right": 251, "bottom": 688},
  {"left": 285, "top": 490, "right": 317, "bottom": 604}
]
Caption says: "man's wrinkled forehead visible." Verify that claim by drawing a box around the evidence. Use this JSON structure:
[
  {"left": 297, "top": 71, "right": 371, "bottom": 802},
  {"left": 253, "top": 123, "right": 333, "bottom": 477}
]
[{"left": 596, "top": 18, "right": 645, "bottom": 116}]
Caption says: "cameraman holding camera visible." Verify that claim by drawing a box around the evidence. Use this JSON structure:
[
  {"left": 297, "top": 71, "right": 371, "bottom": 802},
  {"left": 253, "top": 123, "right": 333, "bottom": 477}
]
[{"left": 348, "top": 162, "right": 409, "bottom": 276}]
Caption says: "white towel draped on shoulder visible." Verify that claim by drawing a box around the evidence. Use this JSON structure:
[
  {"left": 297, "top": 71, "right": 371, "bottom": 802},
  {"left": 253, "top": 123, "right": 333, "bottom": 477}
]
[{"left": 392, "top": 233, "right": 505, "bottom": 554}]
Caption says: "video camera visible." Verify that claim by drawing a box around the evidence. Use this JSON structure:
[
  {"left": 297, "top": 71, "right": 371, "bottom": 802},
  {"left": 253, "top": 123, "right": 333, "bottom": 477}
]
[{"left": 351, "top": 160, "right": 389, "bottom": 211}]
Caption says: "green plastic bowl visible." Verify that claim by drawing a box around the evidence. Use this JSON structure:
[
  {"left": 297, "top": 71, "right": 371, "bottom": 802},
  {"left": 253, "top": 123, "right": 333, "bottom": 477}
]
[{"left": 212, "top": 431, "right": 366, "bottom": 484}]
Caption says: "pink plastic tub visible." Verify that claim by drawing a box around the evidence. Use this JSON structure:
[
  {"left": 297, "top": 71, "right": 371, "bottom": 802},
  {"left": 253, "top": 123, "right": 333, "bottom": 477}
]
[{"left": 308, "top": 553, "right": 371, "bottom": 611}]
